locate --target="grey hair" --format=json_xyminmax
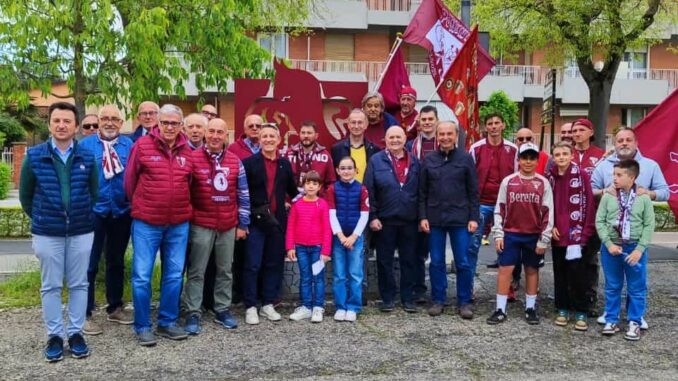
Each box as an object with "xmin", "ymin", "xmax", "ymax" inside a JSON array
[
  {"xmin": 184, "ymin": 113, "xmax": 208, "ymax": 126},
  {"xmin": 361, "ymin": 91, "xmax": 385, "ymax": 109},
  {"xmin": 437, "ymin": 120, "xmax": 459, "ymax": 133},
  {"xmin": 159, "ymin": 104, "xmax": 184, "ymax": 120},
  {"xmin": 348, "ymin": 108, "xmax": 368, "ymax": 121}
]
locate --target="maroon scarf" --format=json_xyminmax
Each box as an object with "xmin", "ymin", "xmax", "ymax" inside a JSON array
[{"xmin": 547, "ymin": 162, "xmax": 587, "ymax": 244}]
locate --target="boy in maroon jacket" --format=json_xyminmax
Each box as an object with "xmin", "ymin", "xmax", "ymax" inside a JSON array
[{"xmin": 487, "ymin": 143, "xmax": 554, "ymax": 325}]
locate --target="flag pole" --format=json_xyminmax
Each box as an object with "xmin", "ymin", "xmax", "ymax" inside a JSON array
[{"xmin": 372, "ymin": 34, "xmax": 405, "ymax": 92}]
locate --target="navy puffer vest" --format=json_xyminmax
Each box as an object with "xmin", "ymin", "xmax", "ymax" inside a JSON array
[
  {"xmin": 28, "ymin": 142, "xmax": 95, "ymax": 236},
  {"xmin": 334, "ymin": 180, "xmax": 362, "ymax": 236}
]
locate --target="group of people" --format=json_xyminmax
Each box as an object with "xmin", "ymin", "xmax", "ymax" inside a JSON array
[{"xmin": 19, "ymin": 86, "xmax": 669, "ymax": 363}]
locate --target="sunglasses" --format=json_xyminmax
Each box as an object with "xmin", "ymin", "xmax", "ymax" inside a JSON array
[
  {"xmin": 82, "ymin": 123, "xmax": 99, "ymax": 130},
  {"xmin": 516, "ymin": 136, "xmax": 533, "ymax": 142},
  {"xmin": 246, "ymin": 123, "xmax": 262, "ymax": 129},
  {"xmin": 202, "ymin": 111, "xmax": 218, "ymax": 118}
]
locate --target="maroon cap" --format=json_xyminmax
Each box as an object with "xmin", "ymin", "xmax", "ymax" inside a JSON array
[
  {"xmin": 573, "ymin": 118, "xmax": 594, "ymax": 132},
  {"xmin": 399, "ymin": 86, "xmax": 417, "ymax": 99}
]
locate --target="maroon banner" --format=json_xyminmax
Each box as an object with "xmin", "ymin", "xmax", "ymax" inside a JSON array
[
  {"xmin": 377, "ymin": 46, "xmax": 411, "ymax": 114},
  {"xmin": 403, "ymin": 0, "xmax": 494, "ymax": 86},
  {"xmin": 635, "ymin": 88, "xmax": 678, "ymax": 223},
  {"xmin": 437, "ymin": 27, "xmax": 480, "ymax": 149},
  {"xmin": 234, "ymin": 59, "xmax": 368, "ymax": 149}
]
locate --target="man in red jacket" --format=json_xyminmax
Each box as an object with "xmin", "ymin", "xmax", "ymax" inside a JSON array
[
  {"xmin": 468, "ymin": 113, "xmax": 518, "ymax": 274},
  {"xmin": 181, "ymin": 118, "xmax": 250, "ymax": 334},
  {"xmin": 286, "ymin": 120, "xmax": 335, "ymax": 191},
  {"xmin": 228, "ymin": 114, "xmax": 262, "ymax": 160},
  {"xmin": 124, "ymin": 104, "xmax": 193, "ymax": 346}
]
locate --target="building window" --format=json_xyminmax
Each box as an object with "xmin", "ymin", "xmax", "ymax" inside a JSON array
[
  {"xmin": 258, "ymin": 33, "xmax": 288, "ymax": 59},
  {"xmin": 622, "ymin": 50, "xmax": 648, "ymax": 79},
  {"xmin": 621, "ymin": 108, "xmax": 647, "ymax": 127}
]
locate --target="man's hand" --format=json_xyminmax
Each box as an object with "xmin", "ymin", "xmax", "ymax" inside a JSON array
[
  {"xmin": 607, "ymin": 244, "xmax": 623, "ymax": 255},
  {"xmin": 287, "ymin": 249, "xmax": 296, "ymax": 261},
  {"xmin": 625, "ymin": 249, "xmax": 642, "ymax": 265},
  {"xmin": 420, "ymin": 219, "xmax": 430, "ymax": 233},
  {"xmin": 370, "ymin": 219, "xmax": 383, "ymax": 232},
  {"xmin": 552, "ymin": 227, "xmax": 560, "ymax": 241},
  {"xmin": 605, "ymin": 186, "xmax": 617, "ymax": 196},
  {"xmin": 535, "ymin": 246, "xmax": 546, "ymax": 255},
  {"xmin": 468, "ymin": 220, "xmax": 478, "ymax": 234},
  {"xmin": 495, "ymin": 238, "xmax": 504, "ymax": 253},
  {"xmin": 236, "ymin": 228, "xmax": 248, "ymax": 240}
]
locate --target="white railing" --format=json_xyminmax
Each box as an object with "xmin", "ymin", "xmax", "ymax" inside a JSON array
[
  {"xmin": 513, "ymin": 134, "xmax": 615, "ymax": 153},
  {"xmin": 288, "ymin": 59, "xmax": 678, "ymax": 90},
  {"xmin": 1, "ymin": 147, "xmax": 13, "ymax": 176}
]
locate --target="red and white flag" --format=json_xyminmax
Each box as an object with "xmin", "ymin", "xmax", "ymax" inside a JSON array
[
  {"xmin": 403, "ymin": 0, "xmax": 494, "ymax": 86},
  {"xmin": 635, "ymin": 88, "xmax": 678, "ymax": 223},
  {"xmin": 436, "ymin": 26, "xmax": 481, "ymax": 149}
]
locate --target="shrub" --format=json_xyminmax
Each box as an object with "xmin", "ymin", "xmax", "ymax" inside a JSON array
[
  {"xmin": 654, "ymin": 202, "xmax": 677, "ymax": 232},
  {"xmin": 0, "ymin": 162, "xmax": 10, "ymax": 199},
  {"xmin": 0, "ymin": 207, "xmax": 31, "ymax": 237},
  {"xmin": 479, "ymin": 90, "xmax": 519, "ymax": 138}
]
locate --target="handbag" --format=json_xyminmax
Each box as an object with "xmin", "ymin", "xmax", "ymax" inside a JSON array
[{"xmin": 251, "ymin": 203, "xmax": 280, "ymax": 229}]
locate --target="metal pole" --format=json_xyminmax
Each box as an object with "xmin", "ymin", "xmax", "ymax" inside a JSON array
[
  {"xmin": 461, "ymin": 0, "xmax": 471, "ymax": 27},
  {"xmin": 372, "ymin": 35, "xmax": 404, "ymax": 92}
]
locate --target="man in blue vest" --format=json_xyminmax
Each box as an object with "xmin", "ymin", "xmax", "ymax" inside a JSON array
[
  {"xmin": 19, "ymin": 102, "xmax": 99, "ymax": 362},
  {"xmin": 79, "ymin": 105, "xmax": 134, "ymax": 335}
]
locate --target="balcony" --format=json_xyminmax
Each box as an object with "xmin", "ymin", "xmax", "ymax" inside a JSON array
[
  {"xmin": 288, "ymin": 59, "xmax": 677, "ymax": 104},
  {"xmin": 364, "ymin": 0, "xmax": 412, "ymax": 11}
]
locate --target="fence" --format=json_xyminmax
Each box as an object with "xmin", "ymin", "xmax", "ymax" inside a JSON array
[{"xmin": 1, "ymin": 147, "xmax": 13, "ymax": 177}]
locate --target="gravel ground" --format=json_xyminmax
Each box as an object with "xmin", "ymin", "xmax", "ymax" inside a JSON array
[{"xmin": 1, "ymin": 262, "xmax": 677, "ymax": 380}]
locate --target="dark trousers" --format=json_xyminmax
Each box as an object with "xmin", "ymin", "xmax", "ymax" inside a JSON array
[
  {"xmin": 375, "ymin": 223, "xmax": 418, "ymax": 304},
  {"xmin": 584, "ymin": 234, "xmax": 601, "ymax": 310},
  {"xmin": 413, "ymin": 231, "xmax": 429, "ymax": 297},
  {"xmin": 243, "ymin": 225, "xmax": 285, "ymax": 308},
  {"xmin": 87, "ymin": 213, "xmax": 132, "ymax": 316},
  {"xmin": 231, "ymin": 239, "xmax": 246, "ymax": 304},
  {"xmin": 552, "ymin": 246, "xmax": 589, "ymax": 312}
]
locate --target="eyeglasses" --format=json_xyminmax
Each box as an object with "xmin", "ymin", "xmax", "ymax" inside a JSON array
[
  {"xmin": 516, "ymin": 136, "xmax": 533, "ymax": 142},
  {"xmin": 138, "ymin": 111, "xmax": 158, "ymax": 117},
  {"xmin": 159, "ymin": 120, "xmax": 182, "ymax": 128},
  {"xmin": 100, "ymin": 117, "xmax": 122, "ymax": 123},
  {"xmin": 82, "ymin": 123, "xmax": 99, "ymax": 130},
  {"xmin": 202, "ymin": 111, "xmax": 218, "ymax": 118}
]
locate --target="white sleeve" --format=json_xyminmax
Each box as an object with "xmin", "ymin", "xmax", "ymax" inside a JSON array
[
  {"xmin": 352, "ymin": 211, "xmax": 369, "ymax": 236},
  {"xmin": 329, "ymin": 209, "xmax": 342, "ymax": 235}
]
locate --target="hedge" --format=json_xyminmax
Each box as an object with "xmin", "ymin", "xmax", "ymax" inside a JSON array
[
  {"xmin": 0, "ymin": 207, "xmax": 31, "ymax": 237},
  {"xmin": 0, "ymin": 162, "xmax": 10, "ymax": 200}
]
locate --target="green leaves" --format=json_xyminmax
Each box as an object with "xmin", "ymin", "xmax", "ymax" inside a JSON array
[
  {"xmin": 479, "ymin": 91, "xmax": 519, "ymax": 138},
  {"xmin": 0, "ymin": 0, "xmax": 312, "ymax": 113}
]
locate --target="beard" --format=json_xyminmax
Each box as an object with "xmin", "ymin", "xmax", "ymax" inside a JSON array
[{"xmin": 617, "ymin": 147, "xmax": 635, "ymax": 158}]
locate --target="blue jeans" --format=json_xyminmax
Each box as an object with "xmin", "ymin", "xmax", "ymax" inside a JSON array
[
  {"xmin": 468, "ymin": 204, "xmax": 495, "ymax": 274},
  {"xmin": 332, "ymin": 236, "xmax": 364, "ymax": 312},
  {"xmin": 429, "ymin": 226, "xmax": 473, "ymax": 306},
  {"xmin": 87, "ymin": 213, "xmax": 132, "ymax": 316},
  {"xmin": 296, "ymin": 245, "xmax": 325, "ymax": 308},
  {"xmin": 131, "ymin": 219, "xmax": 189, "ymax": 333},
  {"xmin": 601, "ymin": 243, "xmax": 648, "ymax": 325},
  {"xmin": 33, "ymin": 233, "xmax": 94, "ymax": 338}
]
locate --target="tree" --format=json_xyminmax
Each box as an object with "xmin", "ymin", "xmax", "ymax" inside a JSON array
[
  {"xmin": 479, "ymin": 90, "xmax": 519, "ymax": 138},
  {"xmin": 0, "ymin": 1, "xmax": 313, "ymax": 118},
  {"xmin": 0, "ymin": 112, "xmax": 26, "ymax": 146},
  {"xmin": 474, "ymin": 0, "xmax": 678, "ymax": 148}
]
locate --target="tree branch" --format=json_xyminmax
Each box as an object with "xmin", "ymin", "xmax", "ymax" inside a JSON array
[{"xmin": 624, "ymin": 0, "xmax": 660, "ymax": 41}]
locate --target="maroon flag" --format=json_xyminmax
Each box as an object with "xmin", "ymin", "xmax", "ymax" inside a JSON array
[
  {"xmin": 635, "ymin": 88, "xmax": 678, "ymax": 222},
  {"xmin": 403, "ymin": 0, "xmax": 494, "ymax": 86},
  {"xmin": 437, "ymin": 27, "xmax": 480, "ymax": 149},
  {"xmin": 377, "ymin": 45, "xmax": 411, "ymax": 114}
]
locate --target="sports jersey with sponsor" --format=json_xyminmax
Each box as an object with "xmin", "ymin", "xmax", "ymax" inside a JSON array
[{"xmin": 492, "ymin": 172, "xmax": 554, "ymax": 249}]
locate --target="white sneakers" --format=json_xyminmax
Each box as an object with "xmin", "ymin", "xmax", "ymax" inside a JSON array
[
  {"xmin": 290, "ymin": 306, "xmax": 312, "ymax": 321},
  {"xmin": 345, "ymin": 311, "xmax": 357, "ymax": 322},
  {"xmin": 334, "ymin": 309, "xmax": 346, "ymax": 321},
  {"xmin": 289, "ymin": 306, "xmax": 324, "ymax": 322},
  {"xmin": 598, "ymin": 314, "xmax": 649, "ymax": 330},
  {"xmin": 245, "ymin": 307, "xmax": 259, "ymax": 325},
  {"xmin": 625, "ymin": 321, "xmax": 641, "ymax": 341},
  {"xmin": 311, "ymin": 307, "xmax": 324, "ymax": 323},
  {"xmin": 260, "ymin": 304, "xmax": 282, "ymax": 321}
]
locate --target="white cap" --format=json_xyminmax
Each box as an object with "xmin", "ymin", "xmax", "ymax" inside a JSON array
[{"xmin": 518, "ymin": 142, "xmax": 539, "ymax": 156}]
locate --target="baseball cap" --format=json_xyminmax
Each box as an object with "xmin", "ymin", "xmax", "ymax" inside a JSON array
[
  {"xmin": 519, "ymin": 142, "xmax": 539, "ymax": 156},
  {"xmin": 399, "ymin": 86, "xmax": 417, "ymax": 99},
  {"xmin": 573, "ymin": 118, "xmax": 594, "ymax": 131}
]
